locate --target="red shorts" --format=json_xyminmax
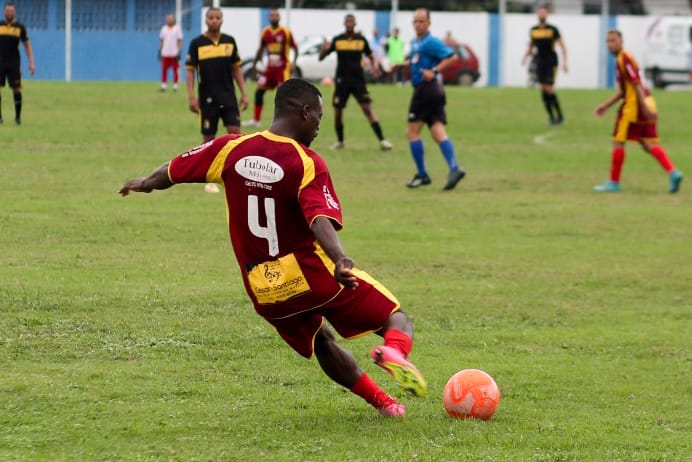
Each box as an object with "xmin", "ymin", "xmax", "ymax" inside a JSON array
[
  {"xmin": 613, "ymin": 97, "xmax": 658, "ymax": 143},
  {"xmin": 258, "ymin": 66, "xmax": 290, "ymax": 90},
  {"xmin": 263, "ymin": 269, "xmax": 400, "ymax": 358}
]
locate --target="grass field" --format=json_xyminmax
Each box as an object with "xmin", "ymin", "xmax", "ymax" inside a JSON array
[{"xmin": 1, "ymin": 81, "xmax": 690, "ymax": 461}]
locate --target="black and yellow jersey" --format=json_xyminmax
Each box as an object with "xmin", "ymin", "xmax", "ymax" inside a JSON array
[
  {"xmin": 324, "ymin": 32, "xmax": 372, "ymax": 80},
  {"xmin": 185, "ymin": 33, "xmax": 241, "ymax": 100},
  {"xmin": 529, "ymin": 24, "xmax": 561, "ymax": 62},
  {"xmin": 0, "ymin": 20, "xmax": 28, "ymax": 66}
]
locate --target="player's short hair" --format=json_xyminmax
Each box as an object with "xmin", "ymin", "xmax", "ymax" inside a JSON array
[
  {"xmin": 344, "ymin": 13, "xmax": 355, "ymax": 21},
  {"xmin": 607, "ymin": 29, "xmax": 622, "ymax": 38},
  {"xmin": 4, "ymin": 2, "xmax": 16, "ymax": 7},
  {"xmin": 206, "ymin": 7, "xmax": 222, "ymax": 18},
  {"xmin": 274, "ymin": 79, "xmax": 322, "ymax": 116},
  {"xmin": 414, "ymin": 8, "xmax": 430, "ymax": 20}
]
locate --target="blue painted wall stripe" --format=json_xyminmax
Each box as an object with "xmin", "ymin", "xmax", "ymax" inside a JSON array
[
  {"xmin": 606, "ymin": 15, "xmax": 617, "ymax": 88},
  {"xmin": 375, "ymin": 10, "xmax": 390, "ymax": 39},
  {"xmin": 488, "ymin": 13, "xmax": 500, "ymax": 86}
]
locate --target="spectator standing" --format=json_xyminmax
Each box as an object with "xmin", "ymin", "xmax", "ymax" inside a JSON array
[{"xmin": 159, "ymin": 14, "xmax": 183, "ymax": 92}]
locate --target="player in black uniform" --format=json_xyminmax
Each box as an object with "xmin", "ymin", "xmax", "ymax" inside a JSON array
[
  {"xmin": 0, "ymin": 2, "xmax": 35, "ymax": 125},
  {"xmin": 185, "ymin": 7, "xmax": 248, "ymax": 142},
  {"xmin": 319, "ymin": 14, "xmax": 392, "ymax": 151},
  {"xmin": 521, "ymin": 5, "xmax": 567, "ymax": 125}
]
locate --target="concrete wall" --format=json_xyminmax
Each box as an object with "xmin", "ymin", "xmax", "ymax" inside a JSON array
[{"xmin": 21, "ymin": 4, "xmax": 687, "ymax": 88}]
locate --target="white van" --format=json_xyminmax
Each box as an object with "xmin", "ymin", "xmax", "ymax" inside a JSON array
[{"xmin": 643, "ymin": 17, "xmax": 692, "ymax": 88}]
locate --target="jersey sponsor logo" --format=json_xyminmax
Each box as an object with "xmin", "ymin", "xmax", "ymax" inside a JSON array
[
  {"xmin": 235, "ymin": 156, "xmax": 285, "ymax": 183},
  {"xmin": 335, "ymin": 39, "xmax": 366, "ymax": 52},
  {"xmin": 0, "ymin": 25, "xmax": 21, "ymax": 37},
  {"xmin": 198, "ymin": 43, "xmax": 235, "ymax": 61},
  {"xmin": 531, "ymin": 29, "xmax": 554, "ymax": 40},
  {"xmin": 322, "ymin": 185, "xmax": 339, "ymax": 210}
]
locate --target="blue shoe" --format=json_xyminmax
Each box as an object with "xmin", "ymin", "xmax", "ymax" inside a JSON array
[
  {"xmin": 669, "ymin": 170, "xmax": 683, "ymax": 194},
  {"xmin": 593, "ymin": 181, "xmax": 620, "ymax": 192}
]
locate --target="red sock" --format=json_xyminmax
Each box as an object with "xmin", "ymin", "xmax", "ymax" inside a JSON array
[
  {"xmin": 254, "ymin": 104, "xmax": 263, "ymax": 122},
  {"xmin": 350, "ymin": 373, "xmax": 394, "ymax": 408},
  {"xmin": 610, "ymin": 147, "xmax": 625, "ymax": 182},
  {"xmin": 384, "ymin": 329, "xmax": 413, "ymax": 358},
  {"xmin": 649, "ymin": 145, "xmax": 675, "ymax": 173}
]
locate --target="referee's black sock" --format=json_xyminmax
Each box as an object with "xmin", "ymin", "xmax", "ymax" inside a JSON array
[
  {"xmin": 541, "ymin": 91, "xmax": 554, "ymax": 120},
  {"xmin": 551, "ymin": 93, "xmax": 563, "ymax": 120},
  {"xmin": 370, "ymin": 121, "xmax": 384, "ymax": 141},
  {"xmin": 14, "ymin": 91, "xmax": 22, "ymax": 121},
  {"xmin": 0, "ymin": 93, "xmax": 3, "ymax": 120},
  {"xmin": 336, "ymin": 123, "xmax": 344, "ymax": 143}
]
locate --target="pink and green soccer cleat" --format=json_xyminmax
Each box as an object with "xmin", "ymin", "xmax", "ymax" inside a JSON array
[
  {"xmin": 377, "ymin": 400, "xmax": 406, "ymax": 417},
  {"xmin": 370, "ymin": 345, "xmax": 428, "ymax": 397}
]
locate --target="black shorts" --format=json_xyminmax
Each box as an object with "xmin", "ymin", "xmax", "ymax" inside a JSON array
[
  {"xmin": 535, "ymin": 57, "xmax": 557, "ymax": 85},
  {"xmin": 0, "ymin": 64, "xmax": 21, "ymax": 88},
  {"xmin": 332, "ymin": 77, "xmax": 371, "ymax": 109},
  {"xmin": 199, "ymin": 94, "xmax": 240, "ymax": 136},
  {"xmin": 407, "ymin": 80, "xmax": 447, "ymax": 126}
]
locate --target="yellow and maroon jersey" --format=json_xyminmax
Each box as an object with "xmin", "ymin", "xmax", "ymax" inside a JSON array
[
  {"xmin": 616, "ymin": 49, "xmax": 651, "ymax": 110},
  {"xmin": 260, "ymin": 25, "xmax": 296, "ymax": 69},
  {"xmin": 168, "ymin": 131, "xmax": 345, "ymax": 318}
]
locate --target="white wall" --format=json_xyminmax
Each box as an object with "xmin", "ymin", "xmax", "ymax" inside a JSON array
[{"xmin": 212, "ymin": 7, "xmax": 678, "ymax": 89}]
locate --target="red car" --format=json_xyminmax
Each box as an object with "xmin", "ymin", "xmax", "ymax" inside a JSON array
[
  {"xmin": 441, "ymin": 43, "xmax": 481, "ymax": 85},
  {"xmin": 398, "ymin": 43, "xmax": 481, "ymax": 86}
]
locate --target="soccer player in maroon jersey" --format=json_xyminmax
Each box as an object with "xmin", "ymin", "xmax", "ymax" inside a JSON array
[
  {"xmin": 119, "ymin": 79, "xmax": 427, "ymax": 417},
  {"xmin": 243, "ymin": 8, "xmax": 298, "ymax": 128},
  {"xmin": 593, "ymin": 30, "xmax": 683, "ymax": 194}
]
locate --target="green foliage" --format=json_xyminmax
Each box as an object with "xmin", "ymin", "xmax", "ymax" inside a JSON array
[{"xmin": 0, "ymin": 81, "xmax": 690, "ymax": 461}]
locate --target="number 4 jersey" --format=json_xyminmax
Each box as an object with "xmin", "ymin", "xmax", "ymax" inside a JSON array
[{"xmin": 167, "ymin": 131, "xmax": 345, "ymax": 319}]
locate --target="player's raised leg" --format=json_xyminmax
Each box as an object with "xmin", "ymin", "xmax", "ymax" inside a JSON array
[{"xmin": 370, "ymin": 311, "xmax": 428, "ymax": 397}]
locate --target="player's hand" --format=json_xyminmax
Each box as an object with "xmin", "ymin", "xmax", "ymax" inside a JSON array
[
  {"xmin": 29, "ymin": 63, "xmax": 35, "ymax": 75},
  {"xmin": 334, "ymin": 257, "xmax": 358, "ymax": 289},
  {"xmin": 562, "ymin": 63, "xmax": 568, "ymax": 73},
  {"xmin": 188, "ymin": 96, "xmax": 200, "ymax": 114},
  {"xmin": 119, "ymin": 177, "xmax": 151, "ymax": 196},
  {"xmin": 593, "ymin": 104, "xmax": 607, "ymax": 117},
  {"xmin": 239, "ymin": 93, "xmax": 249, "ymax": 111},
  {"xmin": 422, "ymin": 68, "xmax": 436, "ymax": 82}
]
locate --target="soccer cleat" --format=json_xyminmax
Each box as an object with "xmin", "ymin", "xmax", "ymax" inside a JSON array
[
  {"xmin": 443, "ymin": 169, "xmax": 466, "ymax": 190},
  {"xmin": 204, "ymin": 183, "xmax": 220, "ymax": 193},
  {"xmin": 0, "ymin": 118, "xmax": 3, "ymax": 124},
  {"xmin": 330, "ymin": 141, "xmax": 345, "ymax": 151},
  {"xmin": 593, "ymin": 181, "xmax": 621, "ymax": 192},
  {"xmin": 14, "ymin": 118, "xmax": 21, "ymax": 126},
  {"xmin": 669, "ymin": 170, "xmax": 683, "ymax": 194},
  {"xmin": 377, "ymin": 400, "xmax": 406, "ymax": 417},
  {"xmin": 380, "ymin": 139, "xmax": 393, "ymax": 151},
  {"xmin": 241, "ymin": 119, "xmax": 261, "ymax": 128},
  {"xmin": 371, "ymin": 345, "xmax": 428, "ymax": 397},
  {"xmin": 406, "ymin": 173, "xmax": 431, "ymax": 189}
]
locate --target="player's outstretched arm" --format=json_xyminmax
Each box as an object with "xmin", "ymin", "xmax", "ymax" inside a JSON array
[
  {"xmin": 310, "ymin": 216, "xmax": 358, "ymax": 289},
  {"xmin": 594, "ymin": 89, "xmax": 623, "ymax": 116},
  {"xmin": 119, "ymin": 162, "xmax": 173, "ymax": 196}
]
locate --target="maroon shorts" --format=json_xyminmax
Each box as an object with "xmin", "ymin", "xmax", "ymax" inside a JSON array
[
  {"xmin": 258, "ymin": 66, "xmax": 290, "ymax": 90},
  {"xmin": 613, "ymin": 98, "xmax": 658, "ymax": 142},
  {"xmin": 263, "ymin": 269, "xmax": 400, "ymax": 358}
]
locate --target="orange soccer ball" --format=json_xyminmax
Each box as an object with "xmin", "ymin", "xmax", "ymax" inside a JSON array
[{"xmin": 443, "ymin": 369, "xmax": 500, "ymax": 420}]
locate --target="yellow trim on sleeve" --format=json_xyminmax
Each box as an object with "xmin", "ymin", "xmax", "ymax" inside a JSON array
[
  {"xmin": 205, "ymin": 133, "xmax": 261, "ymax": 183},
  {"xmin": 260, "ymin": 131, "xmax": 315, "ymax": 191}
]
